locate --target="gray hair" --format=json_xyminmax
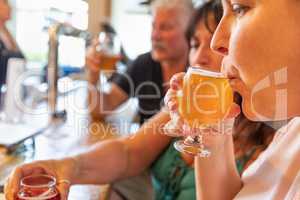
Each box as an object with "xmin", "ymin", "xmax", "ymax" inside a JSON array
[{"xmin": 151, "ymin": 0, "xmax": 194, "ymax": 29}]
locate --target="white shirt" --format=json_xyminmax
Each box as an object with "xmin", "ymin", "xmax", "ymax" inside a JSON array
[{"xmin": 235, "ymin": 117, "xmax": 300, "ymax": 200}]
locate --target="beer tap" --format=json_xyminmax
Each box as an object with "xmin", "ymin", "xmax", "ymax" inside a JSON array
[{"xmin": 47, "ymin": 23, "xmax": 90, "ymax": 123}]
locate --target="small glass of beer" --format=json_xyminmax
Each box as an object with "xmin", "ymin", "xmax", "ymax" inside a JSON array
[
  {"xmin": 17, "ymin": 174, "xmax": 60, "ymax": 200},
  {"xmin": 167, "ymin": 67, "xmax": 233, "ymax": 157},
  {"xmin": 96, "ymin": 31, "xmax": 122, "ymax": 71}
]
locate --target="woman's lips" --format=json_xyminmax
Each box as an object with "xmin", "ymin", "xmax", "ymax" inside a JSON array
[{"xmin": 228, "ymin": 77, "xmax": 242, "ymax": 92}]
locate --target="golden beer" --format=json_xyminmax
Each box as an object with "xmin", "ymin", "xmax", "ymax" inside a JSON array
[
  {"xmin": 100, "ymin": 53, "xmax": 121, "ymax": 71},
  {"xmin": 179, "ymin": 67, "xmax": 233, "ymax": 127}
]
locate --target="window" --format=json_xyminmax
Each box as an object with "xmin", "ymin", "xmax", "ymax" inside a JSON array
[{"xmin": 15, "ymin": 0, "xmax": 88, "ymax": 69}]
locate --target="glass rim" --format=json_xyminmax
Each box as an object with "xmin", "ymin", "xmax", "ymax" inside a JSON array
[
  {"xmin": 188, "ymin": 66, "xmax": 226, "ymax": 78},
  {"xmin": 20, "ymin": 174, "xmax": 56, "ymax": 189}
]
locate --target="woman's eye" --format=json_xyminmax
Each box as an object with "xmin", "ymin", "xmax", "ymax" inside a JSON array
[
  {"xmin": 190, "ymin": 40, "xmax": 199, "ymax": 49},
  {"xmin": 190, "ymin": 43, "xmax": 199, "ymax": 49},
  {"xmin": 231, "ymin": 4, "xmax": 249, "ymax": 17}
]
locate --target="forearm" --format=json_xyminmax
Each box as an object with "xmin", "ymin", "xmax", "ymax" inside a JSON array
[
  {"xmin": 195, "ymin": 135, "xmax": 242, "ymax": 200},
  {"xmin": 87, "ymin": 69, "xmax": 109, "ymax": 120},
  {"xmin": 70, "ymin": 139, "xmax": 129, "ymax": 185},
  {"xmin": 88, "ymin": 86, "xmax": 106, "ymax": 120},
  {"xmin": 66, "ymin": 111, "xmax": 171, "ymax": 185}
]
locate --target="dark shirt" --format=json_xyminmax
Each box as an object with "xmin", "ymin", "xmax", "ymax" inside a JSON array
[
  {"xmin": 110, "ymin": 52, "xmax": 164, "ymax": 124},
  {"xmin": 0, "ymin": 40, "xmax": 24, "ymax": 86},
  {"xmin": 0, "ymin": 40, "xmax": 24, "ymax": 104}
]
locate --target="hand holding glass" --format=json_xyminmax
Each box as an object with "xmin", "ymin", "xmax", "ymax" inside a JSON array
[
  {"xmin": 165, "ymin": 67, "xmax": 233, "ymax": 157},
  {"xmin": 17, "ymin": 175, "xmax": 60, "ymax": 200},
  {"xmin": 96, "ymin": 31, "xmax": 122, "ymax": 71}
]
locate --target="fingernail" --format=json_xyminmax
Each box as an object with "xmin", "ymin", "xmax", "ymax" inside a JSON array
[
  {"xmin": 170, "ymin": 102, "xmax": 178, "ymax": 111},
  {"xmin": 171, "ymin": 83, "xmax": 179, "ymax": 90}
]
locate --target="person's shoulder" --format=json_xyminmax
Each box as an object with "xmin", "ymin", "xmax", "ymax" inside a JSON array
[
  {"xmin": 285, "ymin": 117, "xmax": 300, "ymax": 134},
  {"xmin": 288, "ymin": 117, "xmax": 300, "ymax": 125},
  {"xmin": 129, "ymin": 52, "xmax": 160, "ymax": 73},
  {"xmin": 135, "ymin": 52, "xmax": 153, "ymax": 61},
  {"xmin": 272, "ymin": 117, "xmax": 300, "ymax": 142},
  {"xmin": 284, "ymin": 117, "xmax": 300, "ymax": 132},
  {"xmin": 133, "ymin": 52, "xmax": 160, "ymax": 66}
]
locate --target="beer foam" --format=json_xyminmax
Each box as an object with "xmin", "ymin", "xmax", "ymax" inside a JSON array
[{"xmin": 189, "ymin": 67, "xmax": 226, "ymax": 78}]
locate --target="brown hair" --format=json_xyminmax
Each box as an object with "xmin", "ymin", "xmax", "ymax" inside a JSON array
[{"xmin": 186, "ymin": 0, "xmax": 223, "ymax": 41}]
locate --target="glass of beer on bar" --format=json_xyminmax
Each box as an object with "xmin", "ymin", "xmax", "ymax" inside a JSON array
[
  {"xmin": 17, "ymin": 175, "xmax": 60, "ymax": 200},
  {"xmin": 170, "ymin": 67, "xmax": 233, "ymax": 157}
]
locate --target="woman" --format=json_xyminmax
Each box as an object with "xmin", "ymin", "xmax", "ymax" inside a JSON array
[
  {"xmin": 166, "ymin": 0, "xmax": 300, "ymax": 199},
  {"xmin": 4, "ymin": 1, "xmax": 272, "ymax": 200},
  {"xmin": 0, "ymin": 0, "xmax": 24, "ymax": 90}
]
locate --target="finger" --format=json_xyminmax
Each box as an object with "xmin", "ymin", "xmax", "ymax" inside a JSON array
[
  {"xmin": 88, "ymin": 56, "xmax": 102, "ymax": 65},
  {"xmin": 182, "ymin": 123, "xmax": 206, "ymax": 136},
  {"xmin": 91, "ymin": 38, "xmax": 100, "ymax": 47},
  {"xmin": 4, "ymin": 166, "xmax": 26, "ymax": 200},
  {"xmin": 116, "ymin": 54, "xmax": 123, "ymax": 60},
  {"xmin": 86, "ymin": 50, "xmax": 102, "ymax": 63},
  {"xmin": 85, "ymin": 58, "xmax": 101, "ymax": 72},
  {"xmin": 164, "ymin": 89, "xmax": 178, "ymax": 108},
  {"xmin": 225, "ymin": 103, "xmax": 241, "ymax": 119},
  {"xmin": 163, "ymin": 117, "xmax": 184, "ymax": 137},
  {"xmin": 164, "ymin": 89, "xmax": 176, "ymax": 102},
  {"xmin": 4, "ymin": 177, "xmax": 14, "ymax": 200},
  {"xmin": 170, "ymin": 73, "xmax": 185, "ymax": 90},
  {"xmin": 57, "ymin": 182, "xmax": 71, "ymax": 200},
  {"xmin": 167, "ymin": 101, "xmax": 178, "ymax": 112}
]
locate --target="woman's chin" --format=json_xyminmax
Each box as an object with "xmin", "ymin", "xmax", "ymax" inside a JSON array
[
  {"xmin": 242, "ymin": 100, "xmax": 272, "ymax": 122},
  {"xmin": 242, "ymin": 100, "xmax": 290, "ymax": 122}
]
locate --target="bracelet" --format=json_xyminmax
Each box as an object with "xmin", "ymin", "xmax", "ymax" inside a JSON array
[{"xmin": 57, "ymin": 179, "xmax": 71, "ymax": 186}]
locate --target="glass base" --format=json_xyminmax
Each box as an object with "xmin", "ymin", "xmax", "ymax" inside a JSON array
[{"xmin": 174, "ymin": 140, "xmax": 211, "ymax": 157}]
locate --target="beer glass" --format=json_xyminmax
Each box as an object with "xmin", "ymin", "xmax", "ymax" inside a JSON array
[
  {"xmin": 166, "ymin": 67, "xmax": 233, "ymax": 157},
  {"xmin": 17, "ymin": 175, "xmax": 60, "ymax": 200},
  {"xmin": 96, "ymin": 31, "xmax": 122, "ymax": 71}
]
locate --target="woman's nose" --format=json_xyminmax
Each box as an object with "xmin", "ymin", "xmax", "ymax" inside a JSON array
[{"xmin": 211, "ymin": 17, "xmax": 230, "ymax": 56}]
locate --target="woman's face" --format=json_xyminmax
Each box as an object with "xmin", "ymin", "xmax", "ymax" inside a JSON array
[
  {"xmin": 211, "ymin": 0, "xmax": 300, "ymax": 121},
  {"xmin": 0, "ymin": 0, "xmax": 11, "ymax": 23},
  {"xmin": 189, "ymin": 15, "xmax": 223, "ymax": 72}
]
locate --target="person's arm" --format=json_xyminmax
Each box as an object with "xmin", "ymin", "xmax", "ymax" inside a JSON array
[
  {"xmin": 5, "ymin": 110, "xmax": 171, "ymax": 200},
  {"xmin": 194, "ymin": 134, "xmax": 242, "ymax": 200},
  {"xmin": 71, "ymin": 110, "xmax": 171, "ymax": 184},
  {"xmin": 0, "ymin": 26, "xmax": 19, "ymax": 52}
]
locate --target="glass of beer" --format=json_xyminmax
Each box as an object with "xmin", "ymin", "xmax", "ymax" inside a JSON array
[
  {"xmin": 96, "ymin": 31, "xmax": 122, "ymax": 72},
  {"xmin": 168, "ymin": 67, "xmax": 233, "ymax": 157},
  {"xmin": 17, "ymin": 174, "xmax": 60, "ymax": 200}
]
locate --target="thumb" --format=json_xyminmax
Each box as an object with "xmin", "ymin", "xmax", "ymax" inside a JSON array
[
  {"xmin": 225, "ymin": 103, "xmax": 241, "ymax": 119},
  {"xmin": 57, "ymin": 181, "xmax": 71, "ymax": 200}
]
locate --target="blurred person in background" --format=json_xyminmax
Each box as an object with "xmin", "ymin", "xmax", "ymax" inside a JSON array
[
  {"xmin": 0, "ymin": 0, "xmax": 24, "ymax": 99},
  {"xmin": 86, "ymin": 0, "xmax": 192, "ymax": 124}
]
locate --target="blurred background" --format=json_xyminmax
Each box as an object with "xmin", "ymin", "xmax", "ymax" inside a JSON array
[{"xmin": 9, "ymin": 0, "xmax": 154, "ymax": 70}]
